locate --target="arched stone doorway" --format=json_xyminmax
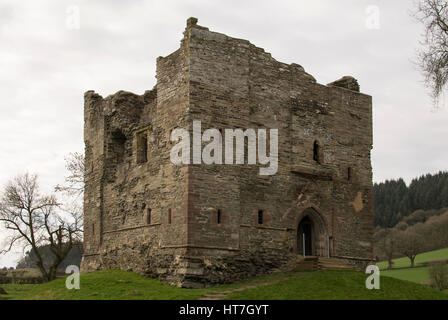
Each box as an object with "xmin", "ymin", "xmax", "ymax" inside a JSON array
[{"xmin": 295, "ymin": 207, "xmax": 328, "ymax": 257}]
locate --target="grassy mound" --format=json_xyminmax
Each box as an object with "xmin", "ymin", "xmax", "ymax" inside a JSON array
[
  {"xmin": 1, "ymin": 270, "xmax": 208, "ymax": 300},
  {"xmin": 222, "ymin": 270, "xmax": 447, "ymax": 300},
  {"xmin": 1, "ymin": 269, "xmax": 446, "ymax": 300}
]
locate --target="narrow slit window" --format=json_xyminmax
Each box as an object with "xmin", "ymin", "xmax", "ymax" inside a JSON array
[
  {"xmin": 217, "ymin": 209, "xmax": 222, "ymax": 224},
  {"xmin": 168, "ymin": 129, "xmax": 173, "ymax": 145},
  {"xmin": 146, "ymin": 208, "xmax": 152, "ymax": 225},
  {"xmin": 168, "ymin": 209, "xmax": 172, "ymax": 224},
  {"xmin": 258, "ymin": 210, "xmax": 263, "ymax": 224},
  {"xmin": 347, "ymin": 167, "xmax": 352, "ymax": 181},
  {"xmin": 92, "ymin": 223, "xmax": 95, "ymax": 235},
  {"xmin": 313, "ymin": 140, "xmax": 320, "ymax": 163}
]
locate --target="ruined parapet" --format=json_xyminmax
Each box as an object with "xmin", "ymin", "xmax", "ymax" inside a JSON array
[{"xmin": 327, "ymin": 76, "xmax": 360, "ymax": 92}]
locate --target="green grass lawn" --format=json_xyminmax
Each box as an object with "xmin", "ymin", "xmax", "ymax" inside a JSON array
[
  {"xmin": 223, "ymin": 270, "xmax": 448, "ymax": 300},
  {"xmin": 380, "ymin": 267, "xmax": 430, "ymax": 285},
  {"xmin": 377, "ymin": 247, "xmax": 448, "ymax": 270},
  {"xmin": 1, "ymin": 269, "xmax": 446, "ymax": 300},
  {"xmin": 375, "ymin": 247, "xmax": 448, "ymax": 286},
  {"xmin": 1, "ymin": 270, "xmax": 208, "ymax": 300}
]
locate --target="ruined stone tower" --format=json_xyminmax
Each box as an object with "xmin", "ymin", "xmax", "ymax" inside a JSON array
[{"xmin": 81, "ymin": 18, "xmax": 374, "ymax": 287}]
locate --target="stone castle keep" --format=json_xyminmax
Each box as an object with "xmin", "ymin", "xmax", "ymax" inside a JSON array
[{"xmin": 81, "ymin": 18, "xmax": 374, "ymax": 287}]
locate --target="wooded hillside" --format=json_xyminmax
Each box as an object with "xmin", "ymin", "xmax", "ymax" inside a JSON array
[{"xmin": 374, "ymin": 171, "xmax": 448, "ymax": 228}]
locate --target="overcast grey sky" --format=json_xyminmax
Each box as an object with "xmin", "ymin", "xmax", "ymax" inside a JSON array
[{"xmin": 0, "ymin": 0, "xmax": 447, "ymax": 266}]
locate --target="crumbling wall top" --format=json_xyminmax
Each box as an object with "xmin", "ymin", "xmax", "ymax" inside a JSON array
[{"xmin": 327, "ymin": 76, "xmax": 360, "ymax": 92}]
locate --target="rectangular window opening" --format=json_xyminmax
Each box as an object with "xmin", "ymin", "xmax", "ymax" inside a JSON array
[
  {"xmin": 258, "ymin": 210, "xmax": 263, "ymax": 224},
  {"xmin": 111, "ymin": 130, "xmax": 126, "ymax": 164},
  {"xmin": 217, "ymin": 209, "xmax": 222, "ymax": 224},
  {"xmin": 136, "ymin": 131, "xmax": 148, "ymax": 164}
]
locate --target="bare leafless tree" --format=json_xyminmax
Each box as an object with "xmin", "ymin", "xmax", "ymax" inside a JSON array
[
  {"xmin": 414, "ymin": 0, "xmax": 448, "ymax": 104},
  {"xmin": 426, "ymin": 211, "xmax": 448, "ymax": 249},
  {"xmin": 396, "ymin": 230, "xmax": 424, "ymax": 268},
  {"xmin": 429, "ymin": 262, "xmax": 448, "ymax": 290},
  {"xmin": 54, "ymin": 152, "xmax": 85, "ymax": 199},
  {"xmin": 377, "ymin": 231, "xmax": 397, "ymax": 270},
  {"xmin": 0, "ymin": 173, "xmax": 82, "ymax": 281}
]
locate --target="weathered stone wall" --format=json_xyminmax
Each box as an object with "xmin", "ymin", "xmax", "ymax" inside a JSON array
[
  {"xmin": 81, "ymin": 17, "xmax": 374, "ymax": 287},
  {"xmin": 81, "ymin": 33, "xmax": 193, "ymax": 281},
  {"xmin": 180, "ymin": 19, "xmax": 373, "ymax": 284}
]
